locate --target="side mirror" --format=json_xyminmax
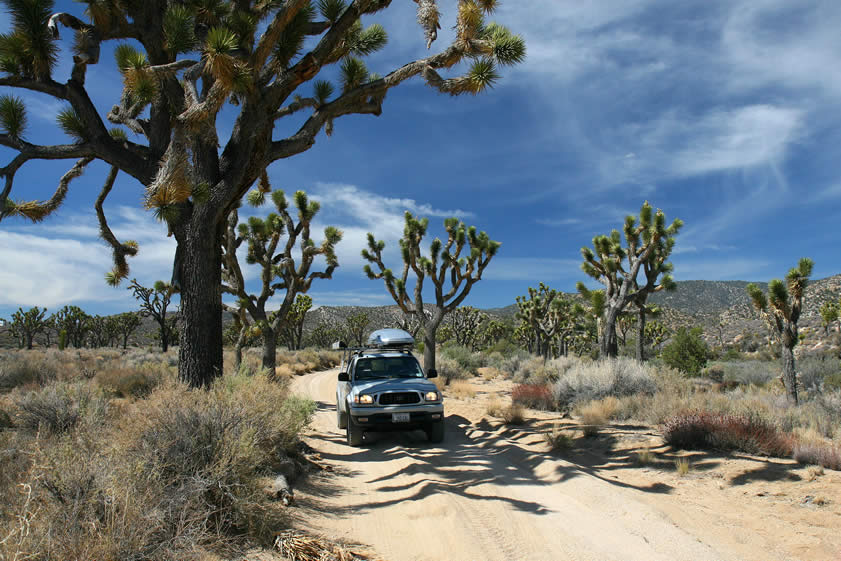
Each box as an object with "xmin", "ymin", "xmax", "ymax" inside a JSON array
[
  {"xmin": 426, "ymin": 368, "xmax": 437, "ymax": 379},
  {"xmin": 338, "ymin": 371, "xmax": 349, "ymax": 382}
]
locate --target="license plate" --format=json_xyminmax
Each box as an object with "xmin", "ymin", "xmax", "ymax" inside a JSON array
[{"xmin": 392, "ymin": 412, "xmax": 410, "ymax": 423}]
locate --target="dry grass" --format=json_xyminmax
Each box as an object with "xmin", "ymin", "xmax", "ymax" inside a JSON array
[
  {"xmin": 805, "ymin": 465, "xmax": 825, "ymax": 481},
  {"xmin": 274, "ymin": 530, "xmax": 358, "ymax": 561},
  {"xmin": 544, "ymin": 423, "xmax": 575, "ymax": 452},
  {"xmin": 485, "ymin": 398, "xmax": 525, "ymax": 425},
  {"xmin": 0, "ymin": 349, "xmax": 317, "ymax": 560},
  {"xmin": 478, "ymin": 366, "xmax": 502, "ymax": 381},
  {"xmin": 675, "ymin": 458, "xmax": 691, "ymax": 476},
  {"xmin": 636, "ymin": 446, "xmax": 655, "ymax": 465},
  {"xmin": 577, "ymin": 400, "xmax": 611, "ymax": 438},
  {"xmin": 448, "ymin": 380, "xmax": 476, "ymax": 399}
]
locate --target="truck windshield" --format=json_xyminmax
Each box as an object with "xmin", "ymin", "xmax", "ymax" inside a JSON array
[{"xmin": 354, "ymin": 356, "xmax": 424, "ymax": 380}]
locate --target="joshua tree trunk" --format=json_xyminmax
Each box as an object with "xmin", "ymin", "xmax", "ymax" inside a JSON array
[
  {"xmin": 175, "ymin": 220, "xmax": 224, "ymax": 387},
  {"xmin": 636, "ymin": 305, "xmax": 646, "ymax": 362},
  {"xmin": 601, "ymin": 308, "xmax": 619, "ymax": 358},
  {"xmin": 781, "ymin": 329, "xmax": 799, "ymax": 406},
  {"xmin": 422, "ymin": 313, "xmax": 444, "ymax": 372},
  {"xmin": 261, "ymin": 327, "xmax": 278, "ymax": 373}
]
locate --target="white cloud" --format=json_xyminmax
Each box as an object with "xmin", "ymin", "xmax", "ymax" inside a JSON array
[
  {"xmin": 536, "ymin": 217, "xmax": 582, "ymax": 227},
  {"xmin": 307, "ymin": 289, "xmax": 395, "ymax": 308},
  {"xmin": 0, "ymin": 207, "xmax": 176, "ymax": 311},
  {"xmin": 672, "ymin": 258, "xmax": 772, "ymax": 282}
]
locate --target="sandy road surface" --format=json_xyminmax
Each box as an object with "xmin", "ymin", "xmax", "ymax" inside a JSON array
[{"xmin": 290, "ymin": 368, "xmax": 772, "ymax": 561}]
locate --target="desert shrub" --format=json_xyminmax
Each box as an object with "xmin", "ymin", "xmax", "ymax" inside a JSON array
[
  {"xmin": 798, "ymin": 356, "xmax": 841, "ymax": 396},
  {"xmin": 511, "ymin": 384, "xmax": 553, "ymax": 410},
  {"xmin": 502, "ymin": 403, "xmax": 525, "ymax": 425},
  {"xmin": 702, "ymin": 364, "xmax": 725, "ymax": 383},
  {"xmin": 793, "ymin": 442, "xmax": 841, "ymax": 471},
  {"xmin": 440, "ymin": 345, "xmax": 484, "ymax": 373},
  {"xmin": 713, "ymin": 360, "xmax": 778, "ymax": 386},
  {"xmin": 15, "ymin": 382, "xmax": 108, "ymax": 434},
  {"xmin": 485, "ymin": 399, "xmax": 525, "ymax": 425},
  {"xmin": 513, "ymin": 355, "xmax": 576, "ymax": 385},
  {"xmin": 436, "ymin": 356, "xmax": 469, "ymax": 383},
  {"xmin": 661, "ymin": 327, "xmax": 709, "ymax": 376},
  {"xmin": 0, "ymin": 407, "xmax": 13, "ymax": 429},
  {"xmin": 577, "ymin": 400, "xmax": 615, "ymax": 437},
  {"xmin": 492, "ymin": 348, "xmax": 533, "ymax": 376},
  {"xmin": 544, "ymin": 424, "xmax": 574, "ymax": 451},
  {"xmin": 95, "ymin": 366, "xmax": 165, "ymax": 398},
  {"xmin": 123, "ymin": 374, "xmax": 315, "ymax": 544},
  {"xmin": 0, "ymin": 352, "xmax": 58, "ymax": 391},
  {"xmin": 662, "ymin": 411, "xmax": 793, "ymax": 457},
  {"xmin": 552, "ymin": 357, "xmax": 658, "ymax": 409},
  {"xmin": 825, "ymin": 371, "xmax": 841, "ymax": 392}
]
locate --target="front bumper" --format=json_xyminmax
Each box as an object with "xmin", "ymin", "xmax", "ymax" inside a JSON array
[{"xmin": 349, "ymin": 404, "xmax": 444, "ymax": 430}]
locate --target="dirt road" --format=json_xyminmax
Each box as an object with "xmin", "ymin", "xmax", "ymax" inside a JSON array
[{"xmin": 290, "ymin": 369, "xmax": 837, "ymax": 561}]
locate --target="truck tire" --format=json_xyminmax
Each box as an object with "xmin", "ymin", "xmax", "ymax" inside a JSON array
[
  {"xmin": 426, "ymin": 419, "xmax": 444, "ymax": 443},
  {"xmin": 346, "ymin": 418, "xmax": 363, "ymax": 447}
]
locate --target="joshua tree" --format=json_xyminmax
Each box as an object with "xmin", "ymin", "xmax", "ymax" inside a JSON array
[
  {"xmin": 746, "ymin": 258, "xmax": 814, "ymax": 405},
  {"xmin": 819, "ymin": 301, "xmax": 839, "ymax": 335},
  {"xmin": 86, "ymin": 314, "xmax": 116, "ymax": 347},
  {"xmin": 343, "ymin": 310, "xmax": 370, "ymax": 347},
  {"xmin": 280, "ymin": 294, "xmax": 312, "ymax": 350},
  {"xmin": 305, "ymin": 319, "xmax": 342, "ymax": 348},
  {"xmin": 446, "ymin": 305, "xmax": 487, "ymax": 350},
  {"xmin": 129, "ymin": 279, "xmax": 175, "ymax": 352},
  {"xmin": 516, "ymin": 284, "xmax": 578, "ymax": 358},
  {"xmin": 579, "ymin": 201, "xmax": 682, "ymax": 357},
  {"xmin": 633, "ymin": 302, "xmax": 661, "ymax": 362},
  {"xmin": 363, "ymin": 211, "xmax": 499, "ymax": 371},
  {"xmin": 9, "ymin": 306, "xmax": 48, "ymax": 349},
  {"xmin": 221, "ymin": 189, "xmax": 340, "ymax": 371},
  {"xmin": 0, "ymin": 0, "xmax": 524, "ymax": 387},
  {"xmin": 112, "ymin": 311, "xmax": 141, "ymax": 349},
  {"xmin": 479, "ymin": 318, "xmax": 509, "ymax": 350},
  {"xmin": 53, "ymin": 305, "xmax": 90, "ymax": 348},
  {"xmin": 396, "ymin": 309, "xmax": 428, "ymax": 339}
]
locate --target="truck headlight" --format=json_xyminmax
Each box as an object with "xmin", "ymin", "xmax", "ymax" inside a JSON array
[
  {"xmin": 354, "ymin": 394, "xmax": 374, "ymax": 405},
  {"xmin": 425, "ymin": 391, "xmax": 441, "ymax": 402}
]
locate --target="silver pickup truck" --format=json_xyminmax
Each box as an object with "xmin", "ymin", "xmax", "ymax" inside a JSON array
[{"xmin": 335, "ymin": 328, "xmax": 444, "ymax": 446}]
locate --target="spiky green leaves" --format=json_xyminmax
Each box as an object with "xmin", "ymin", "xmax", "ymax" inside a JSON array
[
  {"xmin": 163, "ymin": 4, "xmax": 197, "ymax": 55},
  {"xmin": 114, "ymin": 44, "xmax": 157, "ymax": 104},
  {"xmin": 56, "ymin": 107, "xmax": 87, "ymax": 142},
  {"xmin": 204, "ymin": 26, "xmax": 239, "ymax": 85},
  {"xmin": 0, "ymin": 95, "xmax": 27, "ymax": 139},
  {"xmin": 340, "ymin": 56, "xmax": 368, "ymax": 93},
  {"xmin": 0, "ymin": 0, "xmax": 58, "ymax": 78},
  {"xmin": 272, "ymin": 3, "xmax": 315, "ymax": 70},
  {"xmin": 109, "ymin": 127, "xmax": 127, "ymax": 141},
  {"xmin": 347, "ymin": 23, "xmax": 387, "ymax": 57},
  {"xmin": 247, "ymin": 188, "xmax": 265, "ymax": 207},
  {"xmin": 318, "ymin": 0, "xmax": 347, "ymax": 23},
  {"xmin": 314, "ymin": 80, "xmax": 334, "ymax": 105}
]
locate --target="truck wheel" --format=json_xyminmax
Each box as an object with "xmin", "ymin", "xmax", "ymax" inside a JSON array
[
  {"xmin": 426, "ymin": 419, "xmax": 444, "ymax": 443},
  {"xmin": 346, "ymin": 418, "xmax": 363, "ymax": 447},
  {"xmin": 337, "ymin": 407, "xmax": 348, "ymax": 429}
]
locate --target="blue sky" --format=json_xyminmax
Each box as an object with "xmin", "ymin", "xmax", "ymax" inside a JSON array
[{"xmin": 2, "ymin": 0, "xmax": 840, "ymax": 318}]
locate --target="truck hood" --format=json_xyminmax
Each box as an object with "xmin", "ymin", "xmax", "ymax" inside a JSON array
[{"xmin": 352, "ymin": 377, "xmax": 438, "ymax": 396}]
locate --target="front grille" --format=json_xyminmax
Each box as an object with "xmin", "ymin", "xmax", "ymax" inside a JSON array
[{"xmin": 378, "ymin": 392, "xmax": 420, "ymax": 405}]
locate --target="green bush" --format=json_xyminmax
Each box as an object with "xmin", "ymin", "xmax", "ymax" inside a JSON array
[
  {"xmin": 95, "ymin": 367, "xmax": 163, "ymax": 398},
  {"xmin": 436, "ymin": 356, "xmax": 470, "ymax": 383},
  {"xmin": 661, "ymin": 327, "xmax": 709, "ymax": 376}
]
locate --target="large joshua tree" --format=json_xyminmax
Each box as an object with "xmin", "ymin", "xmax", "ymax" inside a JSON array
[
  {"xmin": 579, "ymin": 201, "xmax": 682, "ymax": 358},
  {"xmin": 9, "ymin": 306, "xmax": 48, "ymax": 349},
  {"xmin": 0, "ymin": 0, "xmax": 525, "ymax": 387},
  {"xmin": 221, "ymin": 188, "xmax": 340, "ymax": 372},
  {"xmin": 516, "ymin": 283, "xmax": 580, "ymax": 359},
  {"xmin": 362, "ymin": 211, "xmax": 499, "ymax": 371},
  {"xmin": 746, "ymin": 258, "xmax": 814, "ymax": 406}
]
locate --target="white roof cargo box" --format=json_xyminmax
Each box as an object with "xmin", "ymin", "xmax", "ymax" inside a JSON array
[{"xmin": 367, "ymin": 328, "xmax": 414, "ymax": 348}]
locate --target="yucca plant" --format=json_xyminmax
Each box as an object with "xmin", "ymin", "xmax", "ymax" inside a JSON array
[
  {"xmin": 579, "ymin": 201, "xmax": 682, "ymax": 358},
  {"xmin": 0, "ymin": 0, "xmax": 524, "ymax": 387},
  {"xmin": 221, "ymin": 183, "xmax": 341, "ymax": 373},
  {"xmin": 362, "ymin": 212, "xmax": 500, "ymax": 371},
  {"xmin": 746, "ymin": 258, "xmax": 814, "ymax": 405}
]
